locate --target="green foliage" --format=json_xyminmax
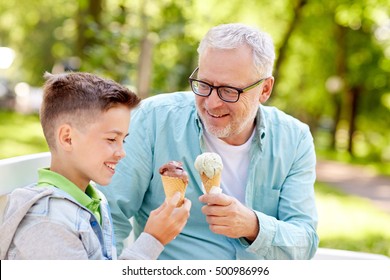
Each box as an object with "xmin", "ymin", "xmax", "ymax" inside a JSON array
[
  {"xmin": 0, "ymin": 0, "xmax": 389, "ymax": 173},
  {"xmin": 0, "ymin": 1, "xmax": 78, "ymax": 85}
]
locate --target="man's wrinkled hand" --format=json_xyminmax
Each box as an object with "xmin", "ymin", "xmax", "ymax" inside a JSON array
[{"xmin": 199, "ymin": 193, "xmax": 258, "ymax": 241}]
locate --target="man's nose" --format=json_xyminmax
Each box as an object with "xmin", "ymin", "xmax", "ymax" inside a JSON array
[{"xmin": 206, "ymin": 88, "xmax": 224, "ymax": 107}]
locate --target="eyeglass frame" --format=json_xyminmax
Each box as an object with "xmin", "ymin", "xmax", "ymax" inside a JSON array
[{"xmin": 188, "ymin": 67, "xmax": 267, "ymax": 103}]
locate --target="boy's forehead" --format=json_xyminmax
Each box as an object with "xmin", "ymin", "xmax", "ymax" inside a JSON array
[
  {"xmin": 89, "ymin": 106, "xmax": 130, "ymax": 129},
  {"xmin": 55, "ymin": 106, "xmax": 130, "ymax": 130}
]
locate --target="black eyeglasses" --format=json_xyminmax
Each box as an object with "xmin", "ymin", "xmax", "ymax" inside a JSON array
[{"xmin": 188, "ymin": 67, "xmax": 266, "ymax": 103}]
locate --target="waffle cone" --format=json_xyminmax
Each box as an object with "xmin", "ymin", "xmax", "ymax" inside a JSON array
[
  {"xmin": 161, "ymin": 175, "xmax": 188, "ymax": 207},
  {"xmin": 200, "ymin": 172, "xmax": 221, "ymax": 193}
]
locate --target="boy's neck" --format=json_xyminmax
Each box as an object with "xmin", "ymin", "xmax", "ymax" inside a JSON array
[{"xmin": 50, "ymin": 156, "xmax": 89, "ymax": 192}]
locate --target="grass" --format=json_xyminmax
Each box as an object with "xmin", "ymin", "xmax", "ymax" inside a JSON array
[
  {"xmin": 0, "ymin": 110, "xmax": 48, "ymax": 159},
  {"xmin": 1, "ymin": 110, "xmax": 390, "ymax": 256},
  {"xmin": 316, "ymin": 182, "xmax": 390, "ymax": 257}
]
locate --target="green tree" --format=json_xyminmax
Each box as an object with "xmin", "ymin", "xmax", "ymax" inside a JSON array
[
  {"xmin": 1, "ymin": 0, "xmax": 389, "ymax": 169},
  {"xmin": 0, "ymin": 0, "xmax": 77, "ymax": 85}
]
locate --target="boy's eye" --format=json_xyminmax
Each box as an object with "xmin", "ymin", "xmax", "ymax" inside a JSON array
[{"xmin": 108, "ymin": 138, "xmax": 116, "ymax": 142}]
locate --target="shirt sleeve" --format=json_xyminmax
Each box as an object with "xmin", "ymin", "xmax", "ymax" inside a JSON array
[
  {"xmin": 11, "ymin": 221, "xmax": 90, "ymax": 259},
  {"xmin": 244, "ymin": 125, "xmax": 319, "ymax": 259},
  {"xmin": 118, "ymin": 232, "xmax": 164, "ymax": 260}
]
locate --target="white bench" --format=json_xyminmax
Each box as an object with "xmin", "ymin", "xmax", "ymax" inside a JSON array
[
  {"xmin": 0, "ymin": 152, "xmax": 388, "ymax": 260},
  {"xmin": 0, "ymin": 152, "xmax": 51, "ymax": 194}
]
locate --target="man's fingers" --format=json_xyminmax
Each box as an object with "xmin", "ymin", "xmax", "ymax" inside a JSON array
[
  {"xmin": 199, "ymin": 193, "xmax": 231, "ymax": 206},
  {"xmin": 202, "ymin": 203, "xmax": 229, "ymax": 217}
]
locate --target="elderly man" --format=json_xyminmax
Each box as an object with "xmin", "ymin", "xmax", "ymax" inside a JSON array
[{"xmin": 99, "ymin": 23, "xmax": 319, "ymax": 259}]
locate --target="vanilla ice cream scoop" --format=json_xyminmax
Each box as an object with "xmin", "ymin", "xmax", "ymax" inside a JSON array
[
  {"xmin": 194, "ymin": 152, "xmax": 223, "ymax": 194},
  {"xmin": 194, "ymin": 152, "xmax": 223, "ymax": 178}
]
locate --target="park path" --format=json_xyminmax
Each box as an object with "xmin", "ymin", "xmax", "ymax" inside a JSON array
[{"xmin": 316, "ymin": 160, "xmax": 390, "ymax": 214}]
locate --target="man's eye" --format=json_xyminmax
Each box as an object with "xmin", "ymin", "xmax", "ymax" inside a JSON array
[
  {"xmin": 198, "ymin": 83, "xmax": 209, "ymax": 90},
  {"xmin": 108, "ymin": 138, "xmax": 116, "ymax": 142},
  {"xmin": 221, "ymin": 87, "xmax": 237, "ymax": 95}
]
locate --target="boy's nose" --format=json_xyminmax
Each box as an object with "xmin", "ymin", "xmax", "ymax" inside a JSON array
[{"xmin": 115, "ymin": 147, "xmax": 126, "ymax": 159}]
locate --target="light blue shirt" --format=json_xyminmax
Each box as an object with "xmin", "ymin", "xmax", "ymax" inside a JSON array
[{"xmin": 98, "ymin": 91, "xmax": 319, "ymax": 259}]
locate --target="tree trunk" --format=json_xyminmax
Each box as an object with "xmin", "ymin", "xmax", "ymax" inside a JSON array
[
  {"xmin": 136, "ymin": 0, "xmax": 154, "ymax": 99},
  {"xmin": 273, "ymin": 0, "xmax": 307, "ymax": 95},
  {"xmin": 330, "ymin": 94, "xmax": 342, "ymax": 150},
  {"xmin": 137, "ymin": 36, "xmax": 154, "ymax": 99},
  {"xmin": 330, "ymin": 24, "xmax": 347, "ymax": 150},
  {"xmin": 347, "ymin": 86, "xmax": 361, "ymax": 155},
  {"xmin": 76, "ymin": 0, "xmax": 104, "ymax": 59}
]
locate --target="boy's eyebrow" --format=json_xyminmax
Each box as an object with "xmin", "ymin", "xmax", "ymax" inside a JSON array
[{"xmin": 106, "ymin": 130, "xmax": 129, "ymax": 137}]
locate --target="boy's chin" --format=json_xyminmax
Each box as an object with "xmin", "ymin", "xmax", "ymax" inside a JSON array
[{"xmin": 93, "ymin": 178, "xmax": 111, "ymax": 187}]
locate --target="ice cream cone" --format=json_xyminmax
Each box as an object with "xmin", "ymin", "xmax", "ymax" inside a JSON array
[
  {"xmin": 161, "ymin": 175, "xmax": 188, "ymax": 207},
  {"xmin": 200, "ymin": 172, "xmax": 221, "ymax": 194}
]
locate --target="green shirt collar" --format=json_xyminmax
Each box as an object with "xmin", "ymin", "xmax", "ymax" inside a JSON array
[{"xmin": 37, "ymin": 168, "xmax": 101, "ymax": 224}]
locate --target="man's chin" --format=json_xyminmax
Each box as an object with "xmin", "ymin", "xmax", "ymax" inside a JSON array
[{"xmin": 205, "ymin": 124, "xmax": 231, "ymax": 139}]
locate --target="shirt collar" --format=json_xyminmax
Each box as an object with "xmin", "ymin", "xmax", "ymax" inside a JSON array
[
  {"xmin": 37, "ymin": 168, "xmax": 101, "ymax": 223},
  {"xmin": 256, "ymin": 105, "xmax": 267, "ymax": 151}
]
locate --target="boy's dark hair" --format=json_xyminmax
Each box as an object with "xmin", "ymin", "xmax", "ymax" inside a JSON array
[{"xmin": 40, "ymin": 72, "xmax": 141, "ymax": 150}]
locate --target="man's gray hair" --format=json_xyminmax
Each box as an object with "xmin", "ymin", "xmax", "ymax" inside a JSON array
[{"xmin": 197, "ymin": 23, "xmax": 275, "ymax": 78}]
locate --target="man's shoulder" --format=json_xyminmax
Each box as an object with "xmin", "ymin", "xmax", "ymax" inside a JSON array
[
  {"xmin": 261, "ymin": 105, "xmax": 309, "ymax": 130},
  {"xmin": 140, "ymin": 91, "xmax": 195, "ymax": 110},
  {"xmin": 133, "ymin": 91, "xmax": 197, "ymax": 123}
]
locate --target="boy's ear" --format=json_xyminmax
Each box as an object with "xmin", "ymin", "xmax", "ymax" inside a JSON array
[
  {"xmin": 259, "ymin": 76, "xmax": 274, "ymax": 103},
  {"xmin": 57, "ymin": 124, "xmax": 73, "ymax": 151}
]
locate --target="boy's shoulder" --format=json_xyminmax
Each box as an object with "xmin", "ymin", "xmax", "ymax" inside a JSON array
[{"xmin": 6, "ymin": 185, "xmax": 90, "ymax": 226}]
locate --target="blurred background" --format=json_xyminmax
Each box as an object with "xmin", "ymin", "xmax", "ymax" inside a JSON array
[{"xmin": 0, "ymin": 0, "xmax": 389, "ymax": 256}]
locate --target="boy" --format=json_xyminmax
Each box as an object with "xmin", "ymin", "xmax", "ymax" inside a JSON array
[{"xmin": 0, "ymin": 72, "xmax": 191, "ymax": 259}]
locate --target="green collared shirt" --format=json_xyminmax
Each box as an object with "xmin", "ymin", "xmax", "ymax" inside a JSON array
[{"xmin": 37, "ymin": 168, "xmax": 102, "ymax": 224}]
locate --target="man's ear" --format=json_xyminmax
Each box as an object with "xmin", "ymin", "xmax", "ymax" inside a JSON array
[
  {"xmin": 57, "ymin": 124, "xmax": 73, "ymax": 151},
  {"xmin": 259, "ymin": 76, "xmax": 274, "ymax": 103}
]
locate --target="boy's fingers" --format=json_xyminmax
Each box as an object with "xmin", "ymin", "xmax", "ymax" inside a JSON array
[
  {"xmin": 170, "ymin": 192, "xmax": 181, "ymax": 206},
  {"xmin": 152, "ymin": 200, "xmax": 167, "ymax": 215},
  {"xmin": 161, "ymin": 192, "xmax": 181, "ymax": 215},
  {"xmin": 181, "ymin": 198, "xmax": 192, "ymax": 211}
]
